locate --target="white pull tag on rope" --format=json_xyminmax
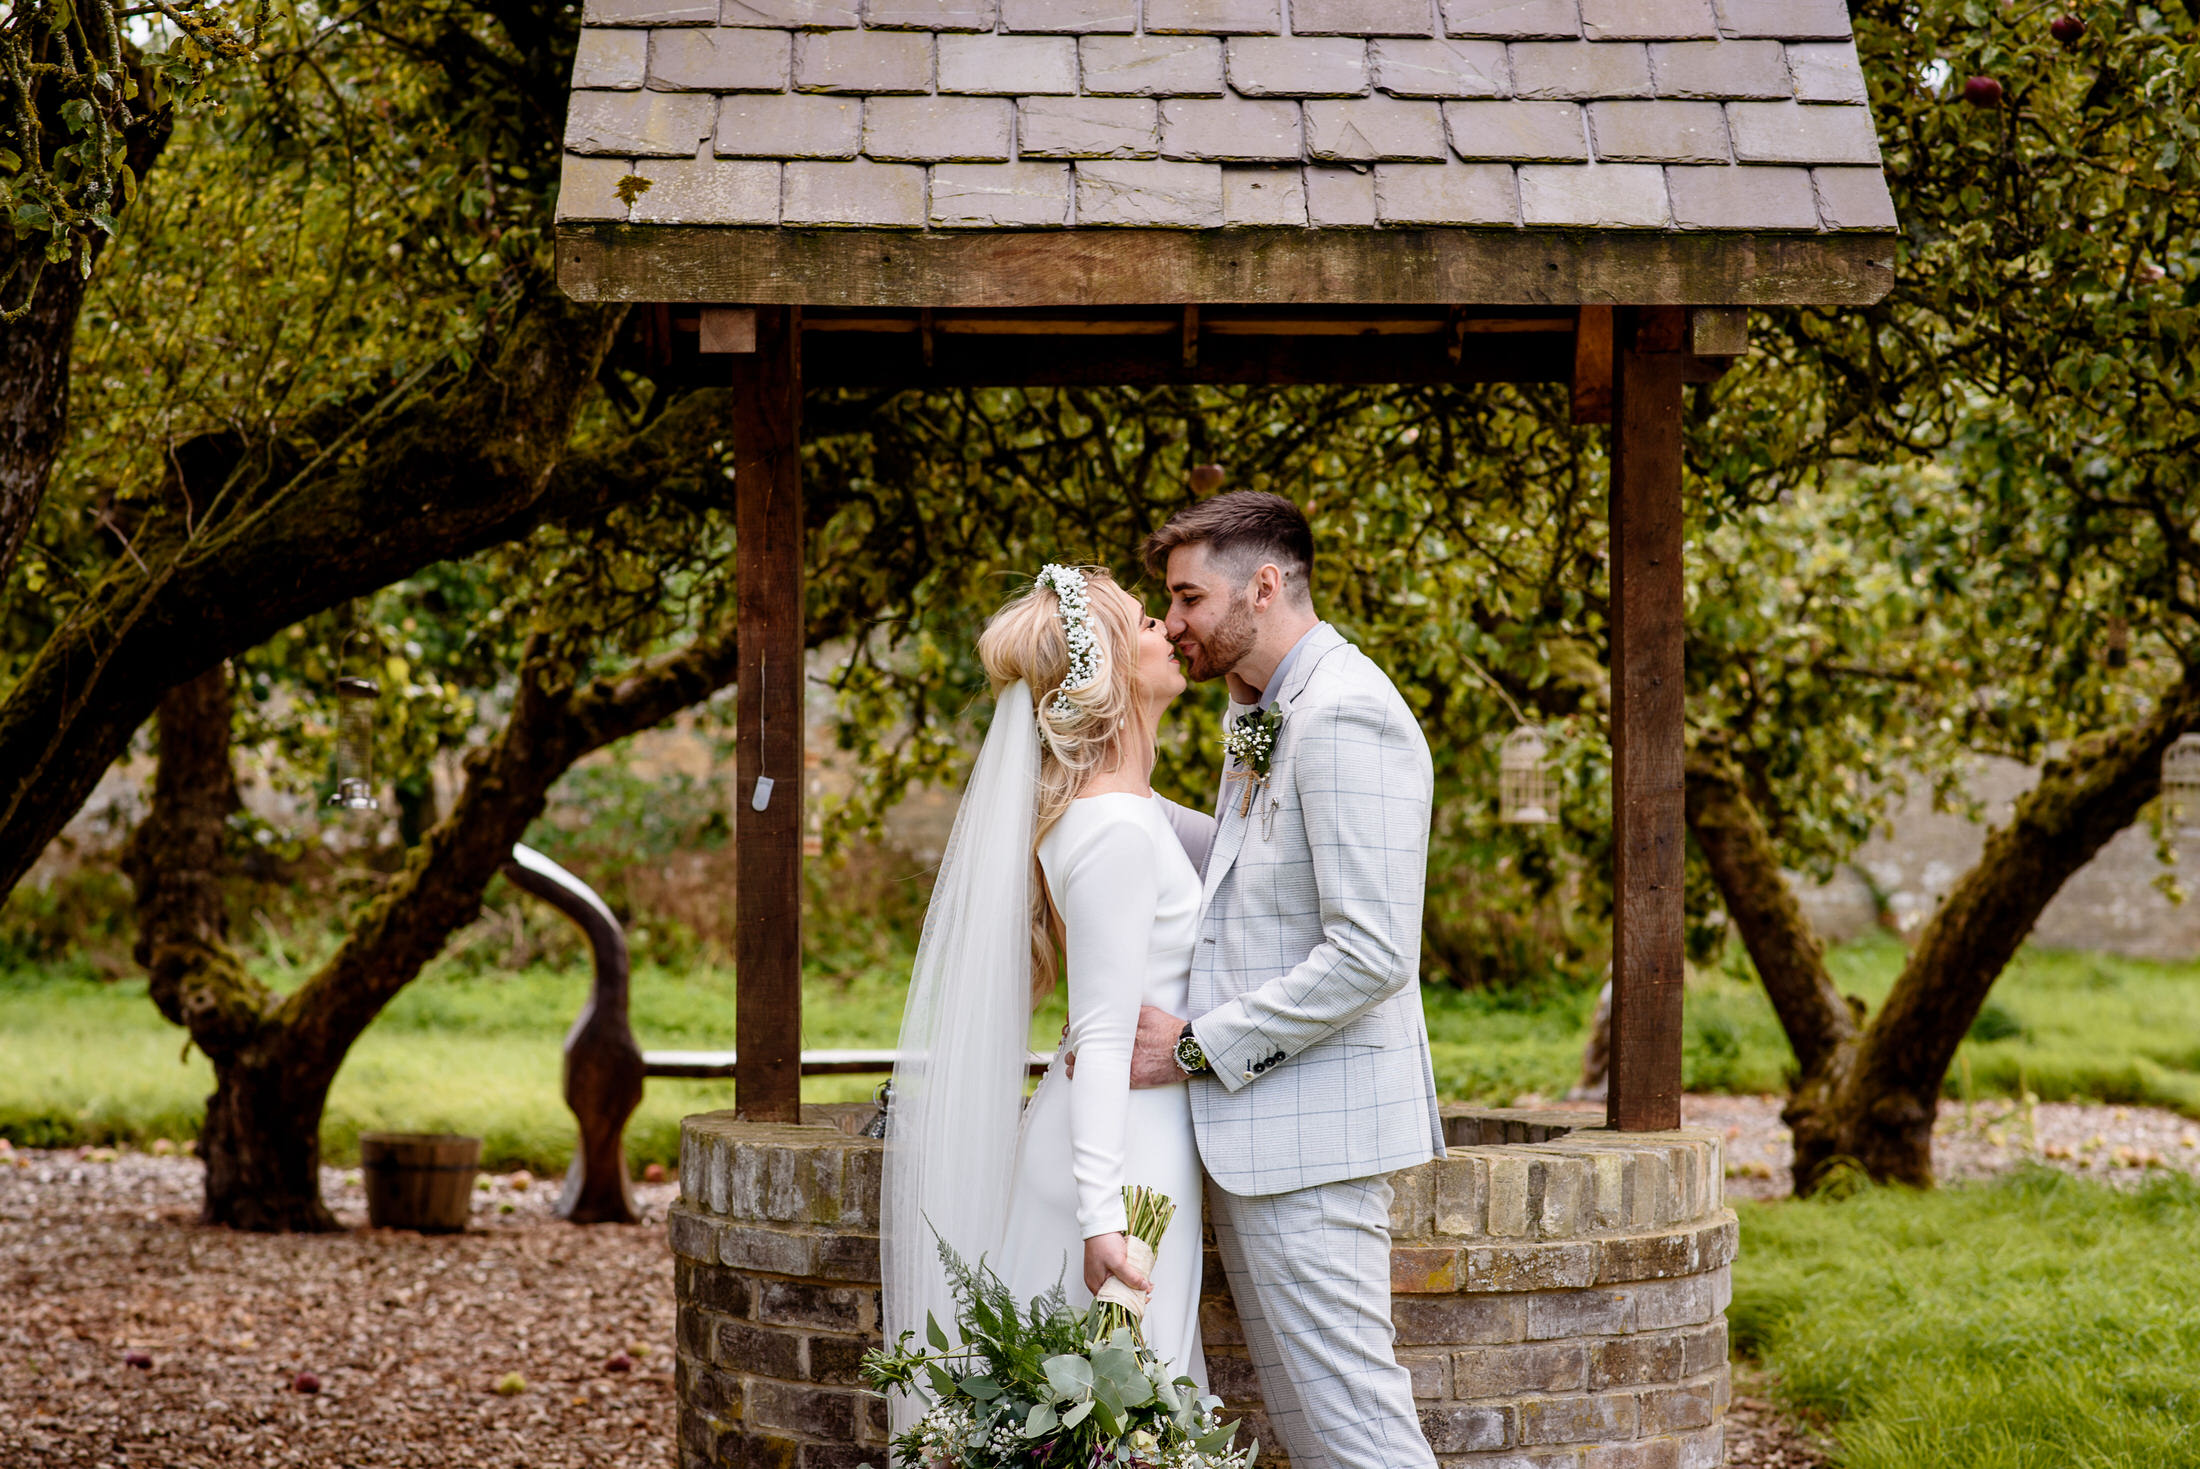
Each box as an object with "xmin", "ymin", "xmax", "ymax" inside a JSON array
[{"xmin": 751, "ymin": 775, "xmax": 775, "ymax": 812}]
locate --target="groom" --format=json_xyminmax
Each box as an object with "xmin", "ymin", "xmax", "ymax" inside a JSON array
[{"xmin": 1128, "ymin": 492, "xmax": 1445, "ymax": 1469}]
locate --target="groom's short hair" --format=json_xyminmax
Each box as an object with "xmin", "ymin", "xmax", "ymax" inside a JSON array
[{"xmin": 1143, "ymin": 492, "xmax": 1315, "ymax": 606}]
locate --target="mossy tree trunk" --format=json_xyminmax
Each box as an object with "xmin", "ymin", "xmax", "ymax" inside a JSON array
[
  {"xmin": 125, "ymin": 616, "xmax": 749, "ymax": 1230},
  {"xmin": 1687, "ymin": 670, "xmax": 2200, "ymax": 1192},
  {"xmin": 0, "ymin": 48, "xmax": 174, "ymax": 587}
]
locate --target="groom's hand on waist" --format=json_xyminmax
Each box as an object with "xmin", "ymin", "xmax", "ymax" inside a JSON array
[
  {"xmin": 1060, "ymin": 1008, "xmax": 1191, "ymax": 1085},
  {"xmin": 1130, "ymin": 1006, "xmax": 1188, "ymax": 1088}
]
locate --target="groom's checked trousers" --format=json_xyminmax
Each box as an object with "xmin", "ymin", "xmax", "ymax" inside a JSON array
[{"xmin": 1209, "ymin": 1176, "xmax": 1437, "ymax": 1469}]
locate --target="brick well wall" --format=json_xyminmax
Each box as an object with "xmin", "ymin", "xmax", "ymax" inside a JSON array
[{"xmin": 670, "ymin": 1103, "xmax": 1733, "ymax": 1469}]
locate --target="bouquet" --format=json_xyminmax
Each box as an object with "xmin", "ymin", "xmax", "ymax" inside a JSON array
[
  {"xmin": 1090, "ymin": 1184, "xmax": 1175, "ymax": 1342},
  {"xmin": 864, "ymin": 1188, "xmax": 1254, "ymax": 1469}
]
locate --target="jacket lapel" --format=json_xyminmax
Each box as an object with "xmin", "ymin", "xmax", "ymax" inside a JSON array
[{"xmin": 1198, "ymin": 623, "xmax": 1347, "ymax": 914}]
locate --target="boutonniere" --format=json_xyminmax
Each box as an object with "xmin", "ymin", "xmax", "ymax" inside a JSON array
[{"xmin": 1223, "ymin": 706, "xmax": 1284, "ymax": 817}]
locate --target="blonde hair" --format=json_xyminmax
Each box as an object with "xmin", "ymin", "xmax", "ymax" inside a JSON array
[{"xmin": 976, "ymin": 567, "xmax": 1145, "ymax": 1003}]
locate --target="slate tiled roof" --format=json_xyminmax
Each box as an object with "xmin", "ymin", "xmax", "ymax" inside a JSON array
[{"xmin": 555, "ymin": 0, "xmax": 1896, "ymax": 234}]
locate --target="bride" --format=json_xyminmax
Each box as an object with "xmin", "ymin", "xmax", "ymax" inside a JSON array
[{"xmin": 882, "ymin": 563, "xmax": 1215, "ymax": 1425}]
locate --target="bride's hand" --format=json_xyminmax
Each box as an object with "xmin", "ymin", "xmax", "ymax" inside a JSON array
[{"xmin": 1083, "ymin": 1231, "xmax": 1151, "ymax": 1298}]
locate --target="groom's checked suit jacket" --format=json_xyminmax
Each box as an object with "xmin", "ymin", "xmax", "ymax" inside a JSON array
[{"xmin": 1186, "ymin": 622, "xmax": 1447, "ymax": 1198}]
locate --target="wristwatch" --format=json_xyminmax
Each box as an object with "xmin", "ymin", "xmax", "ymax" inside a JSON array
[{"xmin": 1174, "ymin": 1023, "xmax": 1210, "ymax": 1077}]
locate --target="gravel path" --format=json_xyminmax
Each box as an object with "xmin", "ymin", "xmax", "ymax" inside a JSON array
[
  {"xmin": 0, "ymin": 1150, "xmax": 681, "ymax": 1469},
  {"xmin": 12, "ymin": 1093, "xmax": 2190, "ymax": 1469},
  {"xmin": 1673, "ymin": 1093, "xmax": 2200, "ymax": 1202}
]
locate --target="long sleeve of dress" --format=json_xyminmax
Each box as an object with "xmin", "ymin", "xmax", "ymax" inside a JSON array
[{"xmin": 1050, "ymin": 815, "xmax": 1158, "ymax": 1240}]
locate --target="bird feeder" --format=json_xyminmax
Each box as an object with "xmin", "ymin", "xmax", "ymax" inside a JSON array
[
  {"xmin": 2163, "ymin": 734, "xmax": 2200, "ymax": 841},
  {"xmin": 329, "ymin": 673, "xmax": 381, "ymax": 811},
  {"xmin": 1500, "ymin": 726, "xmax": 1558, "ymax": 826}
]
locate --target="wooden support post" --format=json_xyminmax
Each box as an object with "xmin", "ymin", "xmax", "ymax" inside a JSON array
[
  {"xmin": 732, "ymin": 306, "xmax": 805, "ymax": 1123},
  {"xmin": 1607, "ymin": 305, "xmax": 1687, "ymax": 1133},
  {"xmin": 1571, "ymin": 305, "xmax": 1614, "ymax": 425}
]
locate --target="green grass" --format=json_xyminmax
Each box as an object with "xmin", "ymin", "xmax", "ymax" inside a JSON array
[
  {"xmin": 1733, "ymin": 1169, "xmax": 2200, "ymax": 1468},
  {"xmin": 0, "ymin": 955, "xmax": 1068, "ymax": 1172},
  {"xmin": 8, "ymin": 930, "xmax": 2200, "ymax": 1171}
]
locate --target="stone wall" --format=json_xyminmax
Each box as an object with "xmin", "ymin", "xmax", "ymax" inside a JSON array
[
  {"xmin": 1794, "ymin": 753, "xmax": 2200, "ymax": 960},
  {"xmin": 670, "ymin": 1104, "xmax": 1733, "ymax": 1469}
]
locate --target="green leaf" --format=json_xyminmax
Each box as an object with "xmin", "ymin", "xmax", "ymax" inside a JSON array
[
  {"xmin": 1021, "ymin": 1403, "xmax": 1057, "ymax": 1438},
  {"xmin": 925, "ymin": 1313, "xmax": 950, "ymax": 1353},
  {"xmin": 1041, "ymin": 1354, "xmax": 1093, "ymax": 1401},
  {"xmin": 1060, "ymin": 1399, "xmax": 1092, "ymax": 1429},
  {"xmin": 959, "ymin": 1374, "xmax": 1001, "ymax": 1401}
]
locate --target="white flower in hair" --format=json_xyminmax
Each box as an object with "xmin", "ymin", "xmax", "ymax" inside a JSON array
[{"xmin": 1035, "ymin": 564, "xmax": 1101, "ymax": 693}]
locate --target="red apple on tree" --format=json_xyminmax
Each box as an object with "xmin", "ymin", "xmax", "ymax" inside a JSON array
[
  {"xmin": 1963, "ymin": 75, "xmax": 2003, "ymax": 107},
  {"xmin": 1188, "ymin": 464, "xmax": 1226, "ymax": 494},
  {"xmin": 2050, "ymin": 14, "xmax": 2085, "ymax": 45}
]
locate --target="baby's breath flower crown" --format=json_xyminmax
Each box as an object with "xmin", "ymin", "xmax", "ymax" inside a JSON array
[{"xmin": 1034, "ymin": 563, "xmax": 1102, "ymax": 702}]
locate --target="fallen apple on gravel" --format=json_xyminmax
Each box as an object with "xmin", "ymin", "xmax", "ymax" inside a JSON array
[
  {"xmin": 292, "ymin": 1372, "xmax": 320, "ymax": 1394},
  {"xmin": 604, "ymin": 1352, "xmax": 634, "ymax": 1374},
  {"xmin": 494, "ymin": 1372, "xmax": 528, "ymax": 1396},
  {"xmin": 641, "ymin": 1163, "xmax": 666, "ymax": 1183},
  {"xmin": 124, "ymin": 1352, "xmax": 152, "ymax": 1370}
]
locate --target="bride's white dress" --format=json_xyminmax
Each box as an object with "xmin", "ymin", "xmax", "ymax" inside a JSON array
[{"xmin": 996, "ymin": 792, "xmax": 1210, "ymax": 1390}]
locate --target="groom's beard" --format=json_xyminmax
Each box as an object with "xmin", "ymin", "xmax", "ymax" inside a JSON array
[{"xmin": 1181, "ymin": 592, "xmax": 1257, "ymax": 683}]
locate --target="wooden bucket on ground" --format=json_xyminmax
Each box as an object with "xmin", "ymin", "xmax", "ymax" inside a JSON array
[{"xmin": 361, "ymin": 1133, "xmax": 480, "ymax": 1232}]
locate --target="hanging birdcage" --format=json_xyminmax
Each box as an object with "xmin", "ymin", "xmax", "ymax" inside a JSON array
[
  {"xmin": 1499, "ymin": 725, "xmax": 1557, "ymax": 825},
  {"xmin": 2163, "ymin": 734, "xmax": 2200, "ymax": 841}
]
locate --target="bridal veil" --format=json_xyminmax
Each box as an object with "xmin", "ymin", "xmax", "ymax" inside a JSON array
[{"xmin": 881, "ymin": 678, "xmax": 1040, "ymax": 1434}]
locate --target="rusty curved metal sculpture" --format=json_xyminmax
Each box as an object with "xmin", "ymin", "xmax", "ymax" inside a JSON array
[{"xmin": 501, "ymin": 844, "xmax": 645, "ymax": 1225}]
